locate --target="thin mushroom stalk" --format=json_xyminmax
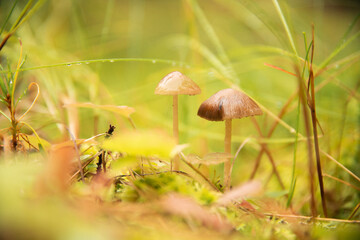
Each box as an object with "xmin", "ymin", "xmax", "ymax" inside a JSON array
[
  {"xmin": 173, "ymin": 95, "xmax": 180, "ymax": 170},
  {"xmin": 197, "ymin": 88, "xmax": 263, "ymax": 191},
  {"xmin": 224, "ymin": 119, "xmax": 232, "ymax": 189},
  {"xmin": 155, "ymin": 71, "xmax": 201, "ymax": 171}
]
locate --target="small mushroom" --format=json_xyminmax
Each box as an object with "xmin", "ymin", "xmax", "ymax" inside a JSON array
[
  {"xmin": 197, "ymin": 88, "xmax": 262, "ymax": 190},
  {"xmin": 155, "ymin": 71, "xmax": 201, "ymax": 170}
]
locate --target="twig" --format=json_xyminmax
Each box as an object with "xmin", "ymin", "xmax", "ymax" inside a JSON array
[
  {"xmin": 264, "ymin": 213, "xmax": 360, "ymax": 224},
  {"xmin": 114, "ymin": 170, "xmax": 191, "ymax": 179},
  {"xmin": 348, "ymin": 202, "xmax": 360, "ymax": 220},
  {"xmin": 180, "ymin": 152, "xmax": 219, "ymax": 191},
  {"xmin": 323, "ymin": 173, "xmax": 360, "ymax": 191},
  {"xmin": 0, "ymin": 33, "xmax": 12, "ymax": 52},
  {"xmin": 69, "ymin": 151, "xmax": 102, "ymax": 182},
  {"xmin": 321, "ymin": 150, "xmax": 360, "ymax": 183},
  {"xmin": 19, "ymin": 133, "xmax": 37, "ymax": 150},
  {"xmin": 264, "ymin": 63, "xmax": 296, "ymax": 76},
  {"xmin": 251, "ymin": 118, "xmax": 285, "ymax": 189},
  {"xmin": 250, "ymin": 90, "xmax": 298, "ymax": 179}
]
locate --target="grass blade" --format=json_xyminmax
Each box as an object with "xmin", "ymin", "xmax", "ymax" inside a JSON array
[
  {"xmin": 287, "ymin": 33, "xmax": 313, "ymax": 208},
  {"xmin": 11, "ymin": 39, "xmax": 23, "ymax": 114},
  {"xmin": 318, "ymin": 31, "xmax": 360, "ymax": 70},
  {"xmin": 10, "ymin": 0, "xmax": 45, "ymax": 33},
  {"xmin": 0, "ymin": 0, "xmax": 19, "ymax": 36},
  {"xmin": 286, "ymin": 96, "xmax": 300, "ymax": 208},
  {"xmin": 272, "ymin": 0, "xmax": 298, "ymax": 57},
  {"xmin": 295, "ymin": 65, "xmax": 317, "ymax": 218},
  {"xmin": 169, "ymin": 35, "xmax": 234, "ymax": 85},
  {"xmin": 308, "ymin": 25, "xmax": 327, "ymax": 217},
  {"xmin": 186, "ymin": 0, "xmax": 240, "ymax": 84},
  {"xmin": 0, "ymin": 109, "xmax": 10, "ymax": 122},
  {"xmin": 9, "ymin": 0, "xmax": 34, "ymax": 32},
  {"xmin": 0, "ymin": 58, "xmax": 190, "ymax": 74},
  {"xmin": 213, "ymin": 0, "xmax": 287, "ymax": 48},
  {"xmin": 318, "ymin": 13, "xmax": 360, "ymax": 70}
]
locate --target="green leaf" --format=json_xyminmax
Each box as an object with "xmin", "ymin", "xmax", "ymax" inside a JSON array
[
  {"xmin": 110, "ymin": 156, "xmax": 139, "ymax": 175},
  {"xmin": 0, "ymin": 0, "xmax": 18, "ymax": 36},
  {"xmin": 102, "ymin": 129, "xmax": 176, "ymax": 159},
  {"xmin": 20, "ymin": 134, "xmax": 50, "ymax": 150},
  {"xmin": 0, "ymin": 65, "xmax": 9, "ymax": 94},
  {"xmin": 15, "ymin": 87, "xmax": 28, "ymax": 107}
]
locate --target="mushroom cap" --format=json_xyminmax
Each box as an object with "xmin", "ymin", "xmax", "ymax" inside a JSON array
[
  {"xmin": 155, "ymin": 71, "xmax": 201, "ymax": 95},
  {"xmin": 197, "ymin": 88, "xmax": 263, "ymax": 121}
]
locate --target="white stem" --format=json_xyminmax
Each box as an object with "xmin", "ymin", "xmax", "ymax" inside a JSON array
[
  {"xmin": 173, "ymin": 95, "xmax": 179, "ymax": 170},
  {"xmin": 224, "ymin": 119, "xmax": 232, "ymax": 190}
]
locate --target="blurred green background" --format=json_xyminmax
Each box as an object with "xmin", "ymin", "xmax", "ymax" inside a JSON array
[
  {"xmin": 0, "ymin": 0, "xmax": 360, "ymax": 239},
  {"xmin": 0, "ymin": 0, "xmax": 359, "ymax": 219}
]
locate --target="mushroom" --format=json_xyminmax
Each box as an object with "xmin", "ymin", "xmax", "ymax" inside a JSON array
[
  {"xmin": 155, "ymin": 71, "xmax": 201, "ymax": 170},
  {"xmin": 197, "ymin": 88, "xmax": 262, "ymax": 190}
]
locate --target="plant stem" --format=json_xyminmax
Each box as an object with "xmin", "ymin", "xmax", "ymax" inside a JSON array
[
  {"xmin": 309, "ymin": 25, "xmax": 327, "ymax": 217},
  {"xmin": 309, "ymin": 77, "xmax": 327, "ymax": 217},
  {"xmin": 264, "ymin": 213, "xmax": 360, "ymax": 224},
  {"xmin": 173, "ymin": 95, "xmax": 179, "ymax": 170},
  {"xmin": 321, "ymin": 150, "xmax": 360, "ymax": 183},
  {"xmin": 296, "ymin": 67, "xmax": 317, "ymax": 218},
  {"xmin": 250, "ymin": 117, "xmax": 285, "ymax": 189},
  {"xmin": 272, "ymin": 0, "xmax": 298, "ymax": 56},
  {"xmin": 348, "ymin": 202, "xmax": 360, "ymax": 220},
  {"xmin": 0, "ymin": 33, "xmax": 12, "ymax": 52},
  {"xmin": 249, "ymin": 91, "xmax": 297, "ymax": 179},
  {"xmin": 180, "ymin": 153, "xmax": 219, "ymax": 191},
  {"xmin": 11, "ymin": 120, "xmax": 18, "ymax": 151},
  {"xmin": 322, "ymin": 173, "xmax": 360, "ymax": 191},
  {"xmin": 287, "ymin": 95, "xmax": 300, "ymax": 208},
  {"xmin": 224, "ymin": 119, "xmax": 232, "ymax": 190}
]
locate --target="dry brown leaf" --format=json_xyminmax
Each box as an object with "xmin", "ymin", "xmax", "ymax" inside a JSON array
[
  {"xmin": 64, "ymin": 102, "xmax": 135, "ymax": 118},
  {"xmin": 185, "ymin": 152, "xmax": 232, "ymax": 165},
  {"xmin": 36, "ymin": 146, "xmax": 76, "ymax": 194},
  {"xmin": 217, "ymin": 181, "xmax": 262, "ymax": 206}
]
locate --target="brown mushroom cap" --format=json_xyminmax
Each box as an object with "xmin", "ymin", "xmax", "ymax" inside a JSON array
[
  {"xmin": 197, "ymin": 88, "xmax": 263, "ymax": 121},
  {"xmin": 155, "ymin": 71, "xmax": 201, "ymax": 95}
]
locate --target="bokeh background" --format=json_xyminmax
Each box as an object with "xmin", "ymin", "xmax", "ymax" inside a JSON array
[{"xmin": 0, "ymin": 0, "xmax": 359, "ymax": 224}]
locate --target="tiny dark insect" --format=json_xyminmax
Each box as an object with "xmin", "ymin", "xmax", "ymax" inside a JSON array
[{"xmin": 106, "ymin": 124, "xmax": 116, "ymax": 136}]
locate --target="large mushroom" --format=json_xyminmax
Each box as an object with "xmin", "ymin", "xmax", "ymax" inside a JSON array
[
  {"xmin": 155, "ymin": 71, "xmax": 201, "ymax": 170},
  {"xmin": 197, "ymin": 88, "xmax": 263, "ymax": 190}
]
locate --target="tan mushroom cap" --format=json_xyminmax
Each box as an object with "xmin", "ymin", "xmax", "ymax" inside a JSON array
[
  {"xmin": 197, "ymin": 88, "xmax": 263, "ymax": 121},
  {"xmin": 155, "ymin": 71, "xmax": 201, "ymax": 95}
]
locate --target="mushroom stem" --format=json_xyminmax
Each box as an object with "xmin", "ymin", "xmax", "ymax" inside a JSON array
[
  {"xmin": 173, "ymin": 95, "xmax": 180, "ymax": 170},
  {"xmin": 224, "ymin": 119, "xmax": 232, "ymax": 190}
]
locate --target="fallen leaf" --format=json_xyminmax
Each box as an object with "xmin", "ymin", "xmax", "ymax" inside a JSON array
[
  {"xmin": 64, "ymin": 102, "xmax": 135, "ymax": 118},
  {"xmin": 184, "ymin": 152, "xmax": 233, "ymax": 165},
  {"xmin": 217, "ymin": 181, "xmax": 262, "ymax": 206}
]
